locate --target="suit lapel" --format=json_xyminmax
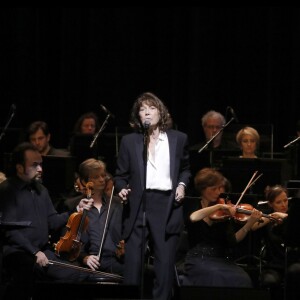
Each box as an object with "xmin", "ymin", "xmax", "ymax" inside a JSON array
[
  {"xmin": 167, "ymin": 130, "xmax": 177, "ymax": 186},
  {"xmin": 135, "ymin": 134, "xmax": 145, "ymax": 190}
]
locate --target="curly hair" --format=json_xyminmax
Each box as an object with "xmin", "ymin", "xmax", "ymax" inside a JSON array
[{"xmin": 129, "ymin": 92, "xmax": 173, "ymax": 132}]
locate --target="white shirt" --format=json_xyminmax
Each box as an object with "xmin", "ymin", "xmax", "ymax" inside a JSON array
[{"xmin": 146, "ymin": 132, "xmax": 172, "ymax": 191}]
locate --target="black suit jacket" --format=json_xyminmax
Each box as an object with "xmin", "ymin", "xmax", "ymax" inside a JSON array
[{"xmin": 114, "ymin": 129, "xmax": 191, "ymax": 239}]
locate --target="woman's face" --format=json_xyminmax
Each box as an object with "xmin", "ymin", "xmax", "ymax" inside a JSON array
[
  {"xmin": 202, "ymin": 185, "xmax": 223, "ymax": 203},
  {"xmin": 269, "ymin": 191, "xmax": 289, "ymax": 213},
  {"xmin": 81, "ymin": 118, "xmax": 96, "ymax": 134},
  {"xmin": 240, "ymin": 134, "xmax": 257, "ymax": 156},
  {"xmin": 139, "ymin": 103, "xmax": 160, "ymax": 128},
  {"xmin": 87, "ymin": 168, "xmax": 107, "ymax": 191}
]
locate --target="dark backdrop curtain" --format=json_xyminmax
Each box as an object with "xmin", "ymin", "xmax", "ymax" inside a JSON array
[{"xmin": 1, "ymin": 7, "xmax": 299, "ymax": 155}]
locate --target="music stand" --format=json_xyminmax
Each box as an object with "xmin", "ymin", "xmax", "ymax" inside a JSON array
[
  {"xmin": 41, "ymin": 155, "xmax": 77, "ymax": 202},
  {"xmin": 69, "ymin": 134, "xmax": 98, "ymax": 167},
  {"xmin": 0, "ymin": 220, "xmax": 31, "ymax": 285},
  {"xmin": 221, "ymin": 157, "xmax": 291, "ymax": 196}
]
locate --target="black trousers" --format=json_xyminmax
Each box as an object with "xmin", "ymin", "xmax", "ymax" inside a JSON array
[{"xmin": 124, "ymin": 190, "xmax": 179, "ymax": 300}]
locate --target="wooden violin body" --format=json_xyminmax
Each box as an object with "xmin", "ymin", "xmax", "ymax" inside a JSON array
[
  {"xmin": 209, "ymin": 172, "xmax": 280, "ymax": 224},
  {"xmin": 209, "ymin": 198, "xmax": 279, "ymax": 224},
  {"xmin": 54, "ymin": 211, "xmax": 89, "ymax": 261},
  {"xmin": 55, "ymin": 182, "xmax": 93, "ymax": 261},
  {"xmin": 209, "ymin": 198, "xmax": 232, "ymax": 221}
]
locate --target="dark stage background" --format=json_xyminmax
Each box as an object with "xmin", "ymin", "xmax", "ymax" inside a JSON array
[{"xmin": 1, "ymin": 7, "xmax": 300, "ymax": 173}]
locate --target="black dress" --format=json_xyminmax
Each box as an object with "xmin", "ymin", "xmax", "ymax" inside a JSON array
[
  {"xmin": 182, "ymin": 200, "xmax": 253, "ymax": 287},
  {"xmin": 259, "ymin": 207, "xmax": 300, "ymax": 300}
]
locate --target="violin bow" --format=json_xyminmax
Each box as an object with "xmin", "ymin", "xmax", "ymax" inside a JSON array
[
  {"xmin": 97, "ymin": 185, "xmax": 115, "ymax": 261},
  {"xmin": 48, "ymin": 259, "xmax": 123, "ymax": 281},
  {"xmin": 235, "ymin": 171, "xmax": 263, "ymax": 207}
]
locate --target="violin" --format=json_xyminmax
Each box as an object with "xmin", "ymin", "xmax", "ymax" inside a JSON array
[
  {"xmin": 209, "ymin": 171, "xmax": 280, "ymax": 224},
  {"xmin": 209, "ymin": 198, "xmax": 279, "ymax": 224},
  {"xmin": 55, "ymin": 182, "xmax": 93, "ymax": 261}
]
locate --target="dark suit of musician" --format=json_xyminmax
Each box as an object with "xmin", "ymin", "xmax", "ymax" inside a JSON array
[{"xmin": 114, "ymin": 92, "xmax": 191, "ymax": 300}]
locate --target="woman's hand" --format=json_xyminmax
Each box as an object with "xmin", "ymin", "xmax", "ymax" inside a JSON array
[
  {"xmin": 118, "ymin": 188, "xmax": 131, "ymax": 203},
  {"xmin": 221, "ymin": 204, "xmax": 236, "ymax": 217},
  {"xmin": 270, "ymin": 211, "xmax": 288, "ymax": 220},
  {"xmin": 248, "ymin": 208, "xmax": 263, "ymax": 224},
  {"xmin": 175, "ymin": 184, "xmax": 185, "ymax": 202}
]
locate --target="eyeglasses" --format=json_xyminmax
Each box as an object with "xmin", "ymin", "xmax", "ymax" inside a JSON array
[{"xmin": 205, "ymin": 125, "xmax": 223, "ymax": 130}]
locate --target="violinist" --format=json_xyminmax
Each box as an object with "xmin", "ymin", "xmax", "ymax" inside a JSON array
[
  {"xmin": 252, "ymin": 185, "xmax": 300, "ymax": 300},
  {"xmin": 0, "ymin": 143, "xmax": 94, "ymax": 300},
  {"xmin": 63, "ymin": 158, "xmax": 124, "ymax": 276},
  {"xmin": 182, "ymin": 167, "xmax": 263, "ymax": 287}
]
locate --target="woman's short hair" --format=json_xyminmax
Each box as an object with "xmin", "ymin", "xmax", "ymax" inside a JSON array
[
  {"xmin": 194, "ymin": 167, "xmax": 225, "ymax": 195},
  {"xmin": 236, "ymin": 126, "xmax": 260, "ymax": 146}
]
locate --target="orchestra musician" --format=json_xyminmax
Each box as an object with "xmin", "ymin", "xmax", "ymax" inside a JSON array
[
  {"xmin": 62, "ymin": 158, "xmax": 124, "ymax": 276},
  {"xmin": 189, "ymin": 110, "xmax": 239, "ymax": 176},
  {"xmin": 68, "ymin": 112, "xmax": 101, "ymax": 170},
  {"xmin": 27, "ymin": 120, "xmax": 70, "ymax": 157},
  {"xmin": 182, "ymin": 167, "xmax": 263, "ymax": 287},
  {"xmin": 236, "ymin": 126, "xmax": 260, "ymax": 158},
  {"xmin": 0, "ymin": 142, "xmax": 94, "ymax": 300},
  {"xmin": 71, "ymin": 112, "xmax": 100, "ymax": 136},
  {"xmin": 252, "ymin": 185, "xmax": 300, "ymax": 300}
]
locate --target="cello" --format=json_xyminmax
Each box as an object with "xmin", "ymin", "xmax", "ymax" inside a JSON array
[{"xmin": 54, "ymin": 182, "xmax": 93, "ymax": 261}]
